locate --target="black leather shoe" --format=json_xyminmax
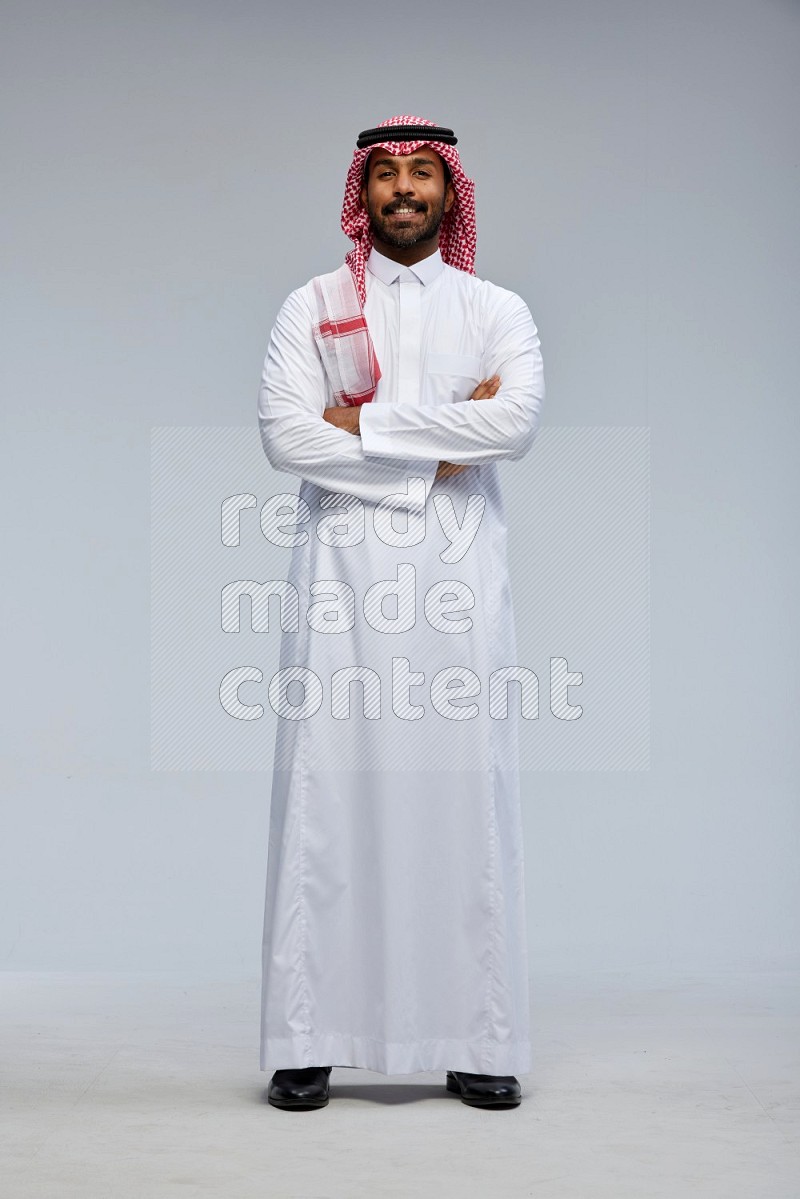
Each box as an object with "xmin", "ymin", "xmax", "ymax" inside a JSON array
[
  {"xmin": 445, "ymin": 1070, "xmax": 521, "ymax": 1108},
  {"xmin": 267, "ymin": 1065, "xmax": 333, "ymax": 1110}
]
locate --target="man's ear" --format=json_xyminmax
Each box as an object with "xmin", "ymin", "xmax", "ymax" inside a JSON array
[
  {"xmin": 360, "ymin": 182, "xmax": 368, "ymax": 209},
  {"xmin": 444, "ymin": 181, "xmax": 455, "ymax": 212}
]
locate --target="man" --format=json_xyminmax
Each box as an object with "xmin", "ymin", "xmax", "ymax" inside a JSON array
[{"xmin": 257, "ymin": 115, "xmax": 545, "ymax": 1110}]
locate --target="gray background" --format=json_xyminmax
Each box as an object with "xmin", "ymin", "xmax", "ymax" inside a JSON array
[{"xmin": 1, "ymin": 0, "xmax": 797, "ymax": 976}]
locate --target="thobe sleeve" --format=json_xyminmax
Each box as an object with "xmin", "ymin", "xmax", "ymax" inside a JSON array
[
  {"xmin": 258, "ymin": 288, "xmax": 439, "ymax": 505},
  {"xmin": 358, "ymin": 291, "xmax": 545, "ymax": 465}
]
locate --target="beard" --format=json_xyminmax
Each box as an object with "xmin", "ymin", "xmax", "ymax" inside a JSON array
[{"xmin": 367, "ymin": 189, "xmax": 448, "ymax": 249}]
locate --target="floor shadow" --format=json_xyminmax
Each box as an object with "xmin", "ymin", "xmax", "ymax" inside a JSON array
[
  {"xmin": 256, "ymin": 1081, "xmax": 447, "ymax": 1106},
  {"xmin": 330, "ymin": 1082, "xmax": 445, "ymax": 1105}
]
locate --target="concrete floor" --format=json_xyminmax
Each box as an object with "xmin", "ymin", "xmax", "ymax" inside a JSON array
[{"xmin": 2, "ymin": 968, "xmax": 797, "ymax": 1198}]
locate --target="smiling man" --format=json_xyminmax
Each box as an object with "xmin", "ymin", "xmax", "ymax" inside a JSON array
[{"xmin": 257, "ymin": 115, "xmax": 546, "ymax": 1110}]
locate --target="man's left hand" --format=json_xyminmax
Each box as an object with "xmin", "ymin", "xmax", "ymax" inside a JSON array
[{"xmin": 323, "ymin": 405, "xmax": 361, "ymax": 435}]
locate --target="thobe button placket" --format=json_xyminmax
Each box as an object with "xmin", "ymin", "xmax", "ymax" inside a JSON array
[{"xmin": 397, "ymin": 274, "xmax": 422, "ymax": 406}]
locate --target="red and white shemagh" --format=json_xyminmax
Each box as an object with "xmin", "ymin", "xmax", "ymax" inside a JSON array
[{"xmin": 311, "ymin": 115, "xmax": 477, "ymax": 407}]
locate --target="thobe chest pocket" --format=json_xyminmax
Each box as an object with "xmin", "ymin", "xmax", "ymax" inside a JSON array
[{"xmin": 426, "ymin": 352, "xmax": 483, "ymax": 405}]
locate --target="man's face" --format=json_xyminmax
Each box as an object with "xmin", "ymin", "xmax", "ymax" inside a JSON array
[{"xmin": 359, "ymin": 149, "xmax": 455, "ymax": 251}]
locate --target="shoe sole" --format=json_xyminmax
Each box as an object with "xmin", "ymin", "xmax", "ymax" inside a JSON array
[{"xmin": 268, "ymin": 1094, "xmax": 329, "ymax": 1110}]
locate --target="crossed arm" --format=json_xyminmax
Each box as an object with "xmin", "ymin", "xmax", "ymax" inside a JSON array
[
  {"xmin": 324, "ymin": 375, "xmax": 503, "ymax": 480},
  {"xmin": 258, "ymin": 286, "xmax": 544, "ymax": 504}
]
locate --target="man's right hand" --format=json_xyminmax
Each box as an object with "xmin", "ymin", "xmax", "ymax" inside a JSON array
[
  {"xmin": 435, "ymin": 375, "xmax": 501, "ymax": 480},
  {"xmin": 470, "ymin": 374, "xmax": 501, "ymax": 402}
]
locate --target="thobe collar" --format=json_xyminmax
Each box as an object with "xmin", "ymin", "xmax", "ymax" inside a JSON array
[{"xmin": 366, "ymin": 246, "xmax": 445, "ymax": 286}]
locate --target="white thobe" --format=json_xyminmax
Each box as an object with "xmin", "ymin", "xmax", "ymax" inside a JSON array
[{"xmin": 257, "ymin": 246, "xmax": 545, "ymax": 1075}]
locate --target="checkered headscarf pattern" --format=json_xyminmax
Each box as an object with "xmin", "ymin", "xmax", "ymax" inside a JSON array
[{"xmin": 341, "ymin": 114, "xmax": 477, "ymax": 305}]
